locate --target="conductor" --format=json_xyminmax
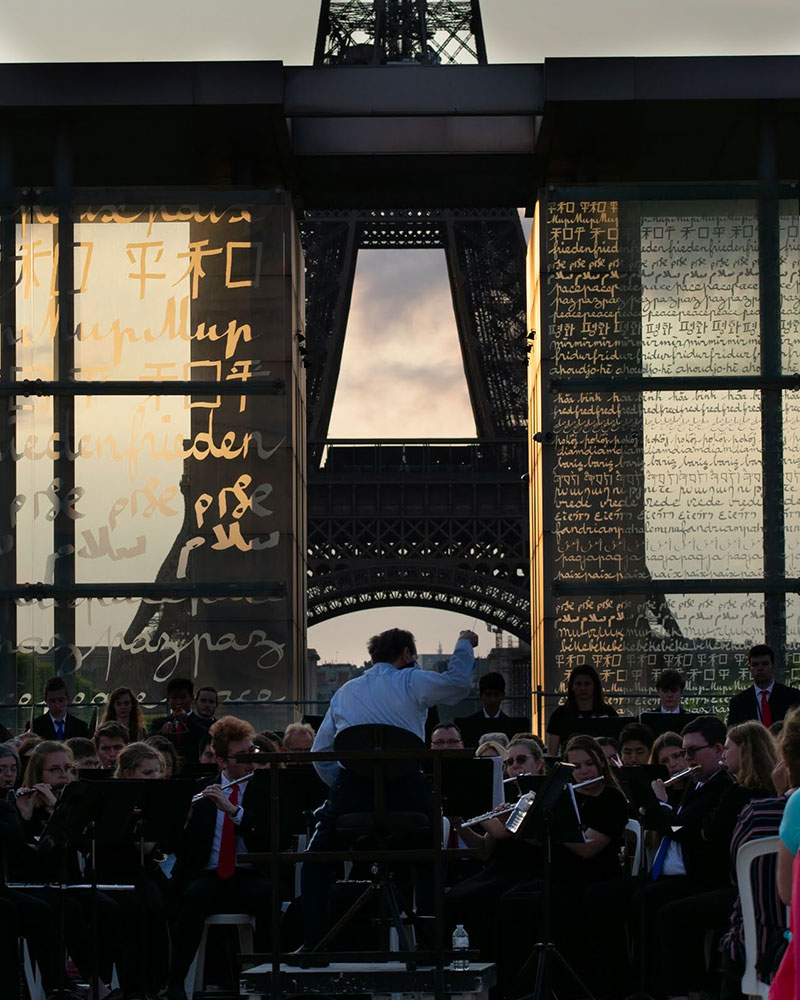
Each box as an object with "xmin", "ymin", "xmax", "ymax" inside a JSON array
[{"xmin": 300, "ymin": 627, "xmax": 479, "ymax": 948}]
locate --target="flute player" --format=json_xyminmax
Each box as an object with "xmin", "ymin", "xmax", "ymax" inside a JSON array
[{"xmin": 166, "ymin": 716, "xmax": 270, "ymax": 1000}]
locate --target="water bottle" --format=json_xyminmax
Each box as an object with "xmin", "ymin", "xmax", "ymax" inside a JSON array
[{"xmin": 452, "ymin": 923, "xmax": 469, "ymax": 970}]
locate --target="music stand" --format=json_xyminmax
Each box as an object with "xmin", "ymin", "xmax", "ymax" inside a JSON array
[
  {"xmin": 507, "ymin": 762, "xmax": 595, "ymax": 1000},
  {"xmin": 42, "ymin": 779, "xmax": 194, "ymax": 999}
]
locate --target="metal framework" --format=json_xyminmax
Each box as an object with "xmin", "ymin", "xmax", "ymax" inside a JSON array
[
  {"xmin": 307, "ymin": 440, "xmax": 530, "ymax": 638},
  {"xmin": 314, "ymin": 0, "xmax": 487, "ymax": 66},
  {"xmin": 301, "ymin": 208, "xmax": 530, "ymax": 639}
]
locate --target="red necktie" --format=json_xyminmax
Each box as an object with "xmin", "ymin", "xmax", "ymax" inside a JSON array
[
  {"xmin": 217, "ymin": 783, "xmax": 238, "ymax": 879},
  {"xmin": 760, "ymin": 690, "xmax": 773, "ymax": 728}
]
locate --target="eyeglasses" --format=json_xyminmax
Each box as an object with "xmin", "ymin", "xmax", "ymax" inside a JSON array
[
  {"xmin": 683, "ymin": 744, "xmax": 712, "ymax": 757},
  {"xmin": 42, "ymin": 766, "xmax": 75, "ymax": 776},
  {"xmin": 431, "ymin": 739, "xmax": 462, "ymax": 747},
  {"xmin": 505, "ymin": 754, "xmax": 533, "ymax": 768},
  {"xmin": 0, "ymin": 764, "xmax": 17, "ymax": 774},
  {"xmin": 226, "ymin": 746, "xmax": 257, "ymax": 760}
]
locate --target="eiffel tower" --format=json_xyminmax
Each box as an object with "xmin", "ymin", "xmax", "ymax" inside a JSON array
[{"xmin": 303, "ymin": 0, "xmax": 531, "ymax": 640}]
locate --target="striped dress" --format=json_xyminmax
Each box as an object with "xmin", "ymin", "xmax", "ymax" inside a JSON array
[{"xmin": 720, "ymin": 793, "xmax": 790, "ymax": 966}]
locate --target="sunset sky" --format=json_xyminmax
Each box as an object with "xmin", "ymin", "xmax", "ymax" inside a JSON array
[{"xmin": 6, "ymin": 0, "xmax": 800, "ymax": 666}]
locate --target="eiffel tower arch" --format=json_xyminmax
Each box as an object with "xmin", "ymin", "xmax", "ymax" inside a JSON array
[{"xmin": 303, "ymin": 1, "xmax": 531, "ymax": 642}]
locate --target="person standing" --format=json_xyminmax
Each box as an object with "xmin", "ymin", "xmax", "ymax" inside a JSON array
[
  {"xmin": 30, "ymin": 676, "xmax": 89, "ymax": 740},
  {"xmin": 728, "ymin": 644, "xmax": 800, "ymax": 727}
]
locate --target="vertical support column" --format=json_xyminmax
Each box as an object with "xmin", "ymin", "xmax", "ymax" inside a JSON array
[
  {"xmin": 0, "ymin": 123, "xmax": 16, "ymax": 704},
  {"xmin": 758, "ymin": 107, "xmax": 787, "ymax": 667},
  {"xmin": 53, "ymin": 123, "xmax": 76, "ymax": 676}
]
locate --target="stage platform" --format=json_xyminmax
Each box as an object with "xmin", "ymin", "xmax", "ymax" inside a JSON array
[{"xmin": 242, "ymin": 959, "xmax": 496, "ymax": 998}]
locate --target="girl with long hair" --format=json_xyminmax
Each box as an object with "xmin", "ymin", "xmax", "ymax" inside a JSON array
[{"xmin": 546, "ymin": 664, "xmax": 619, "ymax": 756}]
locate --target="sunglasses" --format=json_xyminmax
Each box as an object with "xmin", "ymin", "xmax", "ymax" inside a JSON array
[{"xmin": 505, "ymin": 754, "xmax": 532, "ymax": 768}]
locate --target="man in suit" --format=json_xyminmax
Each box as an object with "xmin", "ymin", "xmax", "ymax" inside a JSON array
[
  {"xmin": 166, "ymin": 715, "xmax": 270, "ymax": 1000},
  {"xmin": 464, "ymin": 671, "xmax": 509, "ymax": 724},
  {"xmin": 586, "ymin": 715, "xmax": 733, "ymax": 997},
  {"xmin": 727, "ymin": 643, "xmax": 800, "ymax": 727},
  {"xmin": 149, "ymin": 676, "xmax": 206, "ymax": 763},
  {"xmin": 30, "ymin": 676, "xmax": 89, "ymax": 740}
]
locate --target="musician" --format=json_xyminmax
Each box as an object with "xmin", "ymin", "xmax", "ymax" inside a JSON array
[
  {"xmin": 94, "ymin": 721, "xmax": 129, "ymax": 769},
  {"xmin": 100, "ymin": 685, "xmax": 147, "ymax": 741},
  {"xmin": 443, "ymin": 738, "xmax": 547, "ymax": 955},
  {"xmin": 283, "ymin": 721, "xmax": 316, "ymax": 753},
  {"xmin": 430, "ymin": 722, "xmax": 464, "ymax": 750},
  {"xmin": 0, "ymin": 745, "xmax": 19, "ymax": 794},
  {"xmin": 654, "ymin": 720, "xmax": 778, "ymax": 1000},
  {"xmin": 14, "ymin": 741, "xmax": 118, "ymax": 999},
  {"xmin": 146, "ymin": 734, "xmax": 180, "ymax": 777},
  {"xmin": 166, "ymin": 716, "xmax": 270, "ymax": 1000},
  {"xmin": 585, "ymin": 715, "xmax": 733, "ymax": 998},
  {"xmin": 0, "ymin": 781, "xmax": 69, "ymax": 1000},
  {"xmin": 545, "ymin": 664, "xmax": 618, "ymax": 756},
  {"xmin": 65, "ymin": 736, "xmax": 101, "ymax": 769},
  {"xmin": 193, "ymin": 685, "xmax": 219, "ymax": 727},
  {"xmin": 496, "ymin": 734, "xmax": 628, "ymax": 997},
  {"xmin": 650, "ymin": 668, "xmax": 686, "ymax": 714},
  {"xmin": 727, "ymin": 643, "xmax": 800, "ymax": 727},
  {"xmin": 98, "ymin": 742, "xmax": 170, "ymax": 998},
  {"xmin": 301, "ymin": 628, "xmax": 478, "ymax": 950},
  {"xmin": 619, "ymin": 722, "xmax": 655, "ymax": 766},
  {"xmin": 149, "ymin": 676, "xmax": 207, "ymax": 764},
  {"xmin": 30, "ymin": 675, "xmax": 89, "ymax": 741}
]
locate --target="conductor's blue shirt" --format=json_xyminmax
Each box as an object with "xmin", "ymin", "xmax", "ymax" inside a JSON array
[{"xmin": 312, "ymin": 637, "xmax": 476, "ymax": 785}]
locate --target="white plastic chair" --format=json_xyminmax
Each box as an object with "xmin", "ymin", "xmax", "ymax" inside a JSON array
[
  {"xmin": 735, "ymin": 835, "xmax": 781, "ymax": 1000},
  {"xmin": 625, "ymin": 818, "xmax": 643, "ymax": 875},
  {"xmin": 184, "ymin": 913, "xmax": 255, "ymax": 998}
]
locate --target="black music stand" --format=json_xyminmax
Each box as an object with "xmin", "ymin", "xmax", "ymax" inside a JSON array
[
  {"xmin": 43, "ymin": 779, "xmax": 194, "ymax": 1000},
  {"xmin": 507, "ymin": 762, "xmax": 594, "ymax": 1000}
]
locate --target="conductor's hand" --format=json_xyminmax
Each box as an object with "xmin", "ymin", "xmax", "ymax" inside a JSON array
[
  {"xmin": 201, "ymin": 784, "xmax": 239, "ymax": 815},
  {"xmin": 459, "ymin": 630, "xmax": 479, "ymax": 648}
]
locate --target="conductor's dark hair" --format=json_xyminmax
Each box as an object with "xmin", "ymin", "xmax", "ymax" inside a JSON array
[
  {"xmin": 748, "ymin": 644, "xmax": 775, "ymax": 664},
  {"xmin": 367, "ymin": 628, "xmax": 417, "ymax": 665},
  {"xmin": 682, "ymin": 714, "xmax": 727, "ymax": 747}
]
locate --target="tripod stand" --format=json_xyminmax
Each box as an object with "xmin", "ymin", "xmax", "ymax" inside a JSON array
[{"xmin": 513, "ymin": 810, "xmax": 596, "ymax": 1000}]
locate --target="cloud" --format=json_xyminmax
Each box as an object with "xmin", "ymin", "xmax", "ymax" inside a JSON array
[{"xmin": 327, "ymin": 249, "xmax": 477, "ymax": 439}]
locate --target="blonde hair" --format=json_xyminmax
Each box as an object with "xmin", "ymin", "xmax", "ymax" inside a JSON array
[
  {"xmin": 727, "ymin": 720, "xmax": 778, "ymax": 791},
  {"xmin": 114, "ymin": 741, "xmax": 164, "ymax": 778},
  {"xmin": 475, "ymin": 740, "xmax": 507, "ymax": 759},
  {"xmin": 22, "ymin": 740, "xmax": 74, "ymax": 787}
]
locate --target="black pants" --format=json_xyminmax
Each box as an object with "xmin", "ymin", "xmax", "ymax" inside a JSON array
[
  {"xmin": 584, "ymin": 873, "xmax": 719, "ymax": 999},
  {"xmin": 656, "ymin": 886, "xmax": 736, "ymax": 996},
  {"xmin": 168, "ymin": 869, "xmax": 273, "ymax": 985},
  {"xmin": 301, "ymin": 768, "xmax": 434, "ymax": 947}
]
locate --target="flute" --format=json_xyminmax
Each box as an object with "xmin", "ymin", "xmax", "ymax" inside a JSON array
[
  {"xmin": 503, "ymin": 772, "xmax": 537, "ymax": 784},
  {"xmin": 663, "ymin": 765, "xmax": 700, "ymax": 786},
  {"xmin": 460, "ymin": 799, "xmax": 524, "ymax": 829},
  {"xmin": 191, "ymin": 773, "xmax": 251, "ymax": 804},
  {"xmin": 572, "ymin": 775, "xmax": 605, "ymax": 790}
]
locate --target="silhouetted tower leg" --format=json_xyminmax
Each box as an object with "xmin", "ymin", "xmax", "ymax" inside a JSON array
[{"xmin": 314, "ymin": 0, "xmax": 487, "ymax": 67}]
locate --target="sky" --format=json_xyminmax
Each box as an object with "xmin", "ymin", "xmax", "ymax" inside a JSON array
[{"xmin": 5, "ymin": 0, "xmax": 800, "ymax": 667}]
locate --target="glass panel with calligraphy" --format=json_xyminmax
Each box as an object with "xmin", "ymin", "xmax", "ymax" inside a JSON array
[{"xmin": 2, "ymin": 201, "xmax": 306, "ymax": 726}]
